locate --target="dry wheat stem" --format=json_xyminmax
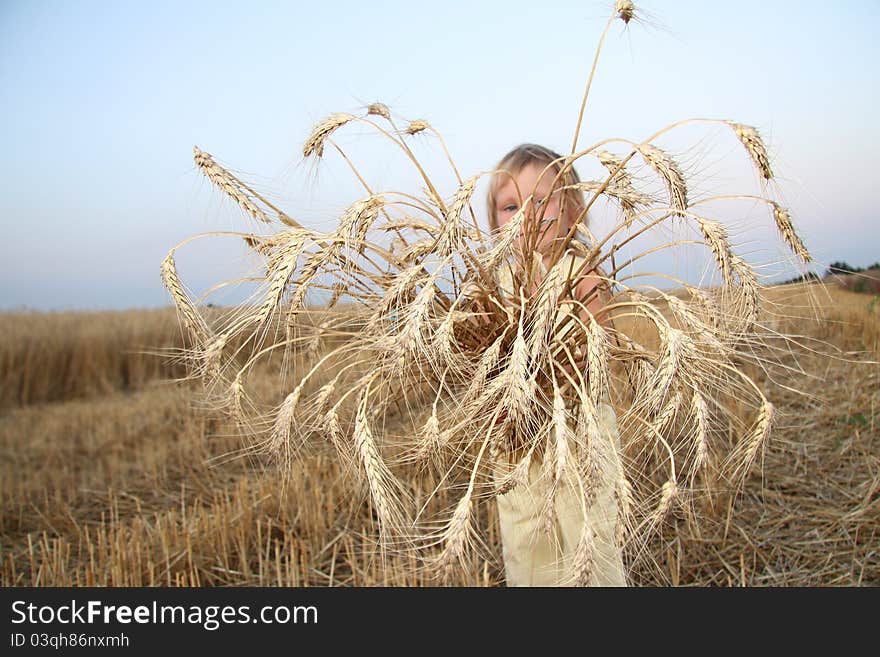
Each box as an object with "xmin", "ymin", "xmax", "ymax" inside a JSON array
[
  {"xmin": 570, "ymin": 7, "xmax": 621, "ymax": 154},
  {"xmin": 160, "ymin": 252, "xmax": 210, "ymax": 345},
  {"xmin": 162, "ymin": 3, "xmax": 822, "ymax": 584},
  {"xmin": 425, "ymin": 125, "xmax": 485, "ymax": 245}
]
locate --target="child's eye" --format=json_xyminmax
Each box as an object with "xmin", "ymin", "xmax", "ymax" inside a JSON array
[{"xmin": 502, "ymin": 204, "xmax": 518, "ymax": 213}]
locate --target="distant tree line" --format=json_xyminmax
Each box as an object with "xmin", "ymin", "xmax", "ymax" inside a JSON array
[
  {"xmin": 827, "ymin": 261, "xmax": 880, "ymax": 276},
  {"xmin": 825, "ymin": 261, "xmax": 880, "ymax": 294},
  {"xmin": 776, "ymin": 271, "xmax": 820, "ymax": 285},
  {"xmin": 773, "ymin": 260, "xmax": 879, "ymax": 286}
]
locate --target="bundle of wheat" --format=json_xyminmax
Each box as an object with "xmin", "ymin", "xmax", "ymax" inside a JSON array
[{"xmin": 163, "ymin": 1, "xmax": 814, "ymax": 584}]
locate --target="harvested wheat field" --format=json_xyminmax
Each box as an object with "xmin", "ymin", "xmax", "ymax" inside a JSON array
[{"xmin": 1, "ymin": 282, "xmax": 877, "ymax": 586}]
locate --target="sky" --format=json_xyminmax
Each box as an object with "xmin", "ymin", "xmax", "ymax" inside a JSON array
[{"xmin": 1, "ymin": 0, "xmax": 878, "ymax": 311}]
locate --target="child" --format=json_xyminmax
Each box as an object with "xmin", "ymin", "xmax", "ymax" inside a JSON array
[{"xmin": 486, "ymin": 143, "xmax": 627, "ymax": 587}]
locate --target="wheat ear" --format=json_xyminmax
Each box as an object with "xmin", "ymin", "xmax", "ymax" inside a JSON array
[
  {"xmin": 638, "ymin": 143, "xmax": 688, "ymax": 218},
  {"xmin": 161, "ymin": 251, "xmax": 209, "ymax": 343},
  {"xmin": 728, "ymin": 122, "xmax": 773, "ymax": 180},
  {"xmin": 193, "ymin": 146, "xmax": 272, "ymax": 224},
  {"xmin": 772, "ymin": 203, "xmax": 812, "ymax": 263},
  {"xmin": 303, "ymin": 113, "xmax": 357, "ymax": 158},
  {"xmin": 354, "ymin": 390, "xmax": 406, "ymax": 542}
]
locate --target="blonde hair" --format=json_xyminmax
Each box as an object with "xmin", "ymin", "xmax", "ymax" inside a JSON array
[{"xmin": 486, "ymin": 143, "xmax": 586, "ymax": 233}]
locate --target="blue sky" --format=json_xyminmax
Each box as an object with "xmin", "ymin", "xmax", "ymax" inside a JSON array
[{"xmin": 1, "ymin": 0, "xmax": 878, "ymax": 311}]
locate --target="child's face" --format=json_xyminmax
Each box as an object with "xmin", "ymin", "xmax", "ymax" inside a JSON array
[{"xmin": 494, "ymin": 162, "xmax": 570, "ymax": 256}]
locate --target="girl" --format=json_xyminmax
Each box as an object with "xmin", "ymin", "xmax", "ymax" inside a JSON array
[{"xmin": 486, "ymin": 143, "xmax": 628, "ymax": 587}]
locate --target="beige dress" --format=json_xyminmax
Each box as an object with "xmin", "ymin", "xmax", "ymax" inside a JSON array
[{"xmin": 493, "ymin": 251, "xmax": 627, "ymax": 587}]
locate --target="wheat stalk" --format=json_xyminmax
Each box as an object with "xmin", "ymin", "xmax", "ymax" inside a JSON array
[
  {"xmin": 650, "ymin": 326, "xmax": 688, "ymax": 413},
  {"xmin": 576, "ymin": 397, "xmax": 605, "ymax": 510},
  {"xmin": 366, "ymin": 102, "xmax": 391, "ymax": 120},
  {"xmin": 323, "ymin": 406, "xmax": 347, "ymax": 456},
  {"xmin": 637, "ymin": 143, "xmax": 688, "ymax": 218},
  {"xmin": 165, "ymin": 1, "xmax": 817, "ymax": 586},
  {"xmin": 193, "ymin": 146, "xmax": 271, "ymax": 224},
  {"xmin": 499, "ymin": 294, "xmax": 534, "ymax": 426},
  {"xmin": 435, "ymin": 176, "xmax": 477, "ymax": 256},
  {"xmin": 728, "ymin": 122, "xmax": 773, "ymax": 181},
  {"xmin": 405, "ymin": 119, "xmax": 430, "ymax": 135},
  {"xmin": 571, "ymin": 522, "xmax": 595, "ymax": 587},
  {"xmin": 585, "ymin": 313, "xmax": 611, "ymax": 406},
  {"xmin": 433, "ymin": 486, "xmax": 475, "ymax": 575},
  {"xmin": 354, "ymin": 390, "xmax": 407, "ymax": 542},
  {"xmin": 415, "ymin": 407, "xmax": 444, "ymax": 464},
  {"xmin": 266, "ymin": 384, "xmax": 306, "ymax": 480},
  {"xmin": 734, "ymin": 398, "xmax": 774, "ymax": 481},
  {"xmin": 614, "ymin": 472, "xmax": 634, "ymax": 548},
  {"xmin": 303, "ymin": 113, "xmax": 357, "ymax": 158},
  {"xmin": 649, "ymin": 478, "xmax": 679, "ymax": 529},
  {"xmin": 690, "ymin": 390, "xmax": 710, "ymax": 472},
  {"xmin": 772, "ymin": 203, "xmax": 812, "ymax": 263},
  {"xmin": 496, "ymin": 451, "xmax": 532, "ymax": 495},
  {"xmin": 551, "ymin": 381, "xmax": 571, "ymax": 497},
  {"xmin": 616, "ymin": 0, "xmax": 635, "ymax": 23},
  {"xmin": 160, "ymin": 252, "xmax": 209, "ymax": 344},
  {"xmin": 695, "ymin": 218, "xmax": 733, "ymax": 283}
]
